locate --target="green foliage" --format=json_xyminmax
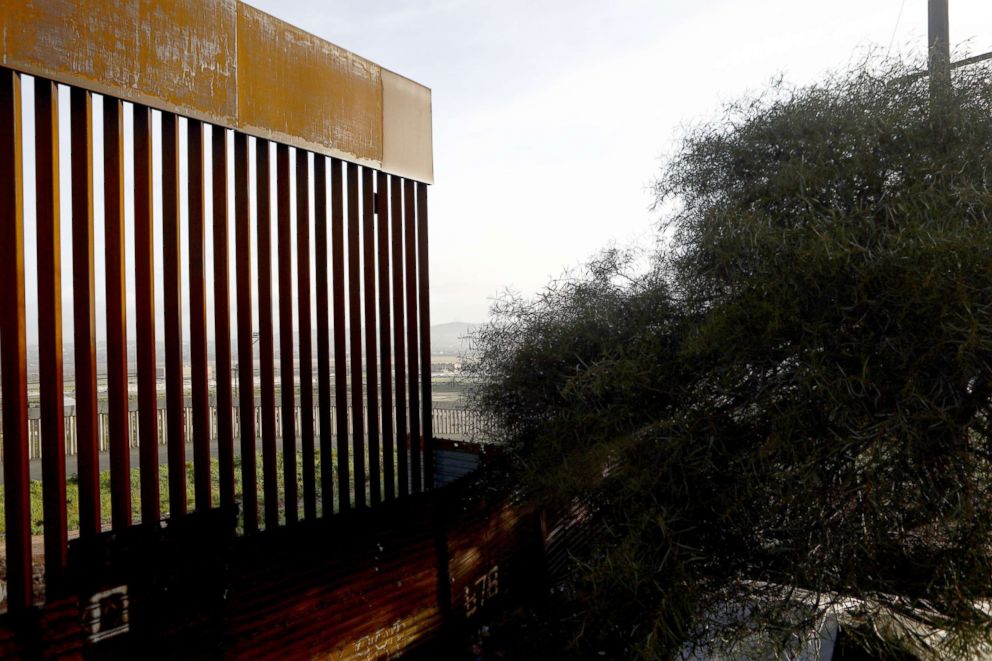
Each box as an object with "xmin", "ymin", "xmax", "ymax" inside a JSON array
[{"xmin": 471, "ymin": 59, "xmax": 992, "ymax": 659}]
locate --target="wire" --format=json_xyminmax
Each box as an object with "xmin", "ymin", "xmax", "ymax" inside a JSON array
[{"xmin": 886, "ymin": 0, "xmax": 909, "ymax": 58}]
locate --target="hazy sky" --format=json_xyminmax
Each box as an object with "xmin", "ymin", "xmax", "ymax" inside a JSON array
[{"xmin": 245, "ymin": 0, "xmax": 992, "ymax": 324}]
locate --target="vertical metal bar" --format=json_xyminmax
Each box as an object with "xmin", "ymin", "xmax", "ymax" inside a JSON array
[
  {"xmin": 256, "ymin": 139, "xmax": 279, "ymax": 528},
  {"xmin": 363, "ymin": 168, "xmax": 381, "ymax": 505},
  {"xmin": 390, "ymin": 174, "xmax": 409, "ymax": 497},
  {"xmin": 0, "ymin": 67, "xmax": 32, "ymax": 612},
  {"xmin": 104, "ymin": 96, "xmax": 131, "ymax": 527},
  {"xmin": 234, "ymin": 132, "xmax": 258, "ymax": 532},
  {"xmin": 162, "ymin": 111, "xmax": 186, "ymax": 517},
  {"xmin": 347, "ymin": 163, "xmax": 366, "ymax": 508},
  {"xmin": 134, "ymin": 104, "xmax": 160, "ymax": 523},
  {"xmin": 276, "ymin": 144, "xmax": 297, "ymax": 525},
  {"xmin": 296, "ymin": 149, "xmax": 316, "ymax": 520},
  {"xmin": 213, "ymin": 127, "xmax": 236, "ymax": 511},
  {"xmin": 35, "ymin": 78, "xmax": 68, "ymax": 591},
  {"xmin": 188, "ymin": 118, "xmax": 211, "ymax": 511},
  {"xmin": 71, "ymin": 86, "xmax": 101, "ymax": 535},
  {"xmin": 331, "ymin": 159, "xmax": 350, "ymax": 511},
  {"xmin": 404, "ymin": 179, "xmax": 422, "ymax": 493},
  {"xmin": 314, "ymin": 156, "xmax": 333, "ymax": 516},
  {"xmin": 376, "ymin": 171, "xmax": 395, "ymax": 501},
  {"xmin": 417, "ymin": 183, "xmax": 434, "ymax": 489}
]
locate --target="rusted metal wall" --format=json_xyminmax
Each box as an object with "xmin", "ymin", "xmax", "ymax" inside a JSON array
[
  {"xmin": 0, "ymin": 0, "xmax": 433, "ymax": 182},
  {"xmin": 0, "ymin": 6, "xmax": 436, "ymax": 617},
  {"xmin": 0, "ymin": 450, "xmax": 545, "ymax": 660}
]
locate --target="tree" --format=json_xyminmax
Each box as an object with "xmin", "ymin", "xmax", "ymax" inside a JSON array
[{"xmin": 470, "ymin": 59, "xmax": 992, "ymax": 658}]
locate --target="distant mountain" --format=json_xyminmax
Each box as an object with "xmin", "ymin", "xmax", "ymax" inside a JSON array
[{"xmin": 430, "ymin": 322, "xmax": 479, "ymax": 356}]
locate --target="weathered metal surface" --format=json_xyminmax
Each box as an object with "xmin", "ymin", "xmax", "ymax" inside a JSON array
[
  {"xmin": 234, "ymin": 130, "xmax": 258, "ymax": 533},
  {"xmin": 418, "ymin": 183, "xmax": 435, "ymax": 488},
  {"xmin": 348, "ymin": 163, "xmax": 367, "ymax": 508},
  {"xmin": 405, "ymin": 179, "xmax": 423, "ymax": 493},
  {"xmin": 188, "ymin": 118, "xmax": 211, "ymax": 512},
  {"xmin": 237, "ymin": 4, "xmax": 382, "ymax": 168},
  {"xmin": 378, "ymin": 171, "xmax": 397, "ymax": 502},
  {"xmin": 133, "ymin": 104, "xmax": 160, "ymax": 524},
  {"xmin": 0, "ymin": 0, "xmax": 237, "ymax": 123},
  {"xmin": 276, "ymin": 143, "xmax": 298, "ymax": 525},
  {"xmin": 297, "ymin": 148, "xmax": 317, "ymax": 520},
  {"xmin": 0, "ymin": 445, "xmax": 547, "ymax": 658},
  {"xmin": 0, "ymin": 0, "xmax": 433, "ymax": 182},
  {"xmin": 70, "ymin": 86, "xmax": 101, "ymax": 538},
  {"xmin": 34, "ymin": 77, "xmax": 69, "ymax": 592},
  {"xmin": 383, "ymin": 71, "xmax": 435, "ymax": 184},
  {"xmin": 314, "ymin": 155, "xmax": 334, "ymax": 515},
  {"xmin": 364, "ymin": 166, "xmax": 382, "ymax": 506},
  {"xmin": 256, "ymin": 138, "xmax": 279, "ymax": 529},
  {"xmin": 434, "ymin": 442, "xmax": 481, "ymax": 488},
  {"xmin": 392, "ymin": 175, "xmax": 410, "ymax": 498},
  {"xmin": 104, "ymin": 96, "xmax": 132, "ymax": 528},
  {"xmin": 332, "ymin": 158, "xmax": 351, "ymax": 511},
  {"xmin": 212, "ymin": 126, "xmax": 236, "ymax": 511},
  {"xmin": 0, "ymin": 67, "xmax": 32, "ymax": 613},
  {"xmin": 162, "ymin": 111, "xmax": 187, "ymax": 518}
]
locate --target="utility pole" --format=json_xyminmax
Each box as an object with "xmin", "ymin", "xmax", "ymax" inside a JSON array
[{"xmin": 928, "ymin": 0, "xmax": 951, "ymax": 98}]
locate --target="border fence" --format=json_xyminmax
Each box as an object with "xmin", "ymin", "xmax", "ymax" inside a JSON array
[
  {"xmin": 0, "ymin": 0, "xmax": 438, "ymax": 620},
  {"xmin": 0, "ymin": 405, "xmax": 491, "ymax": 462}
]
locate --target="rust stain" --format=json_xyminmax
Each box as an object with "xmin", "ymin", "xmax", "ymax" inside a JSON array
[
  {"xmin": 0, "ymin": 0, "xmax": 433, "ymax": 181},
  {"xmin": 0, "ymin": 0, "xmax": 237, "ymax": 122},
  {"xmin": 236, "ymin": 3, "xmax": 382, "ymax": 165}
]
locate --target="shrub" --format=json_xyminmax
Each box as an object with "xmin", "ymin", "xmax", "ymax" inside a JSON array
[{"xmin": 471, "ymin": 59, "xmax": 992, "ymax": 658}]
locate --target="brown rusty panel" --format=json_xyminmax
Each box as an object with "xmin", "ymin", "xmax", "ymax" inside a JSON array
[
  {"xmin": 446, "ymin": 497, "xmax": 542, "ymax": 623},
  {"xmin": 256, "ymin": 139, "xmax": 279, "ymax": 529},
  {"xmin": 0, "ymin": 596, "xmax": 83, "ymax": 657},
  {"xmin": 0, "ymin": 67, "xmax": 33, "ymax": 613},
  {"xmin": 103, "ymin": 97, "xmax": 132, "ymax": 529},
  {"xmin": 347, "ymin": 163, "xmax": 366, "ymax": 508},
  {"xmin": 391, "ymin": 175, "xmax": 409, "ymax": 497},
  {"xmin": 212, "ymin": 126, "xmax": 236, "ymax": 510},
  {"xmin": 236, "ymin": 3, "xmax": 382, "ymax": 167},
  {"xmin": 234, "ymin": 131, "xmax": 258, "ymax": 533},
  {"xmin": 134, "ymin": 104, "xmax": 160, "ymax": 524},
  {"xmin": 314, "ymin": 156, "xmax": 334, "ymax": 515},
  {"xmin": 417, "ymin": 183, "xmax": 435, "ymax": 488},
  {"xmin": 296, "ymin": 149, "xmax": 317, "ymax": 520},
  {"xmin": 332, "ymin": 158, "xmax": 351, "ymax": 511},
  {"xmin": 0, "ymin": 1, "xmax": 435, "ymax": 183},
  {"xmin": 276, "ymin": 143, "xmax": 298, "ymax": 525},
  {"xmin": 363, "ymin": 167, "xmax": 381, "ymax": 506},
  {"xmin": 70, "ymin": 86, "xmax": 101, "ymax": 539},
  {"xmin": 34, "ymin": 77, "xmax": 69, "ymax": 590},
  {"xmin": 404, "ymin": 180, "xmax": 422, "ymax": 493},
  {"xmin": 377, "ymin": 172, "xmax": 396, "ymax": 502},
  {"xmin": 162, "ymin": 111, "xmax": 187, "ymax": 518},
  {"xmin": 188, "ymin": 118, "xmax": 212, "ymax": 512},
  {"xmin": 223, "ymin": 500, "xmax": 444, "ymax": 659},
  {"xmin": 0, "ymin": 0, "xmax": 237, "ymax": 123}
]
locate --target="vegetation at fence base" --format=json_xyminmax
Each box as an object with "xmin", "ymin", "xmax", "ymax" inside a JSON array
[
  {"xmin": 0, "ymin": 451, "xmax": 344, "ymax": 537},
  {"xmin": 470, "ymin": 57, "xmax": 992, "ymax": 659}
]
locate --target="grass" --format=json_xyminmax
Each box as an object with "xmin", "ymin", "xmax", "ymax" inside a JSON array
[{"xmin": 0, "ymin": 447, "xmax": 401, "ymax": 537}]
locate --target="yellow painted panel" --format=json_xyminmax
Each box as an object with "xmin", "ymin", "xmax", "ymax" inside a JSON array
[
  {"xmin": 0, "ymin": 0, "xmax": 237, "ymax": 122},
  {"xmin": 236, "ymin": 3, "xmax": 382, "ymax": 165}
]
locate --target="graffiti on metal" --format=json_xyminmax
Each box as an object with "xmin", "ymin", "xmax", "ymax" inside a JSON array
[{"xmin": 464, "ymin": 564, "xmax": 500, "ymax": 618}]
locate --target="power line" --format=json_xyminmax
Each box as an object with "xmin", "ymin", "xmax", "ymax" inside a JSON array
[{"xmin": 886, "ymin": 0, "xmax": 909, "ymax": 58}]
